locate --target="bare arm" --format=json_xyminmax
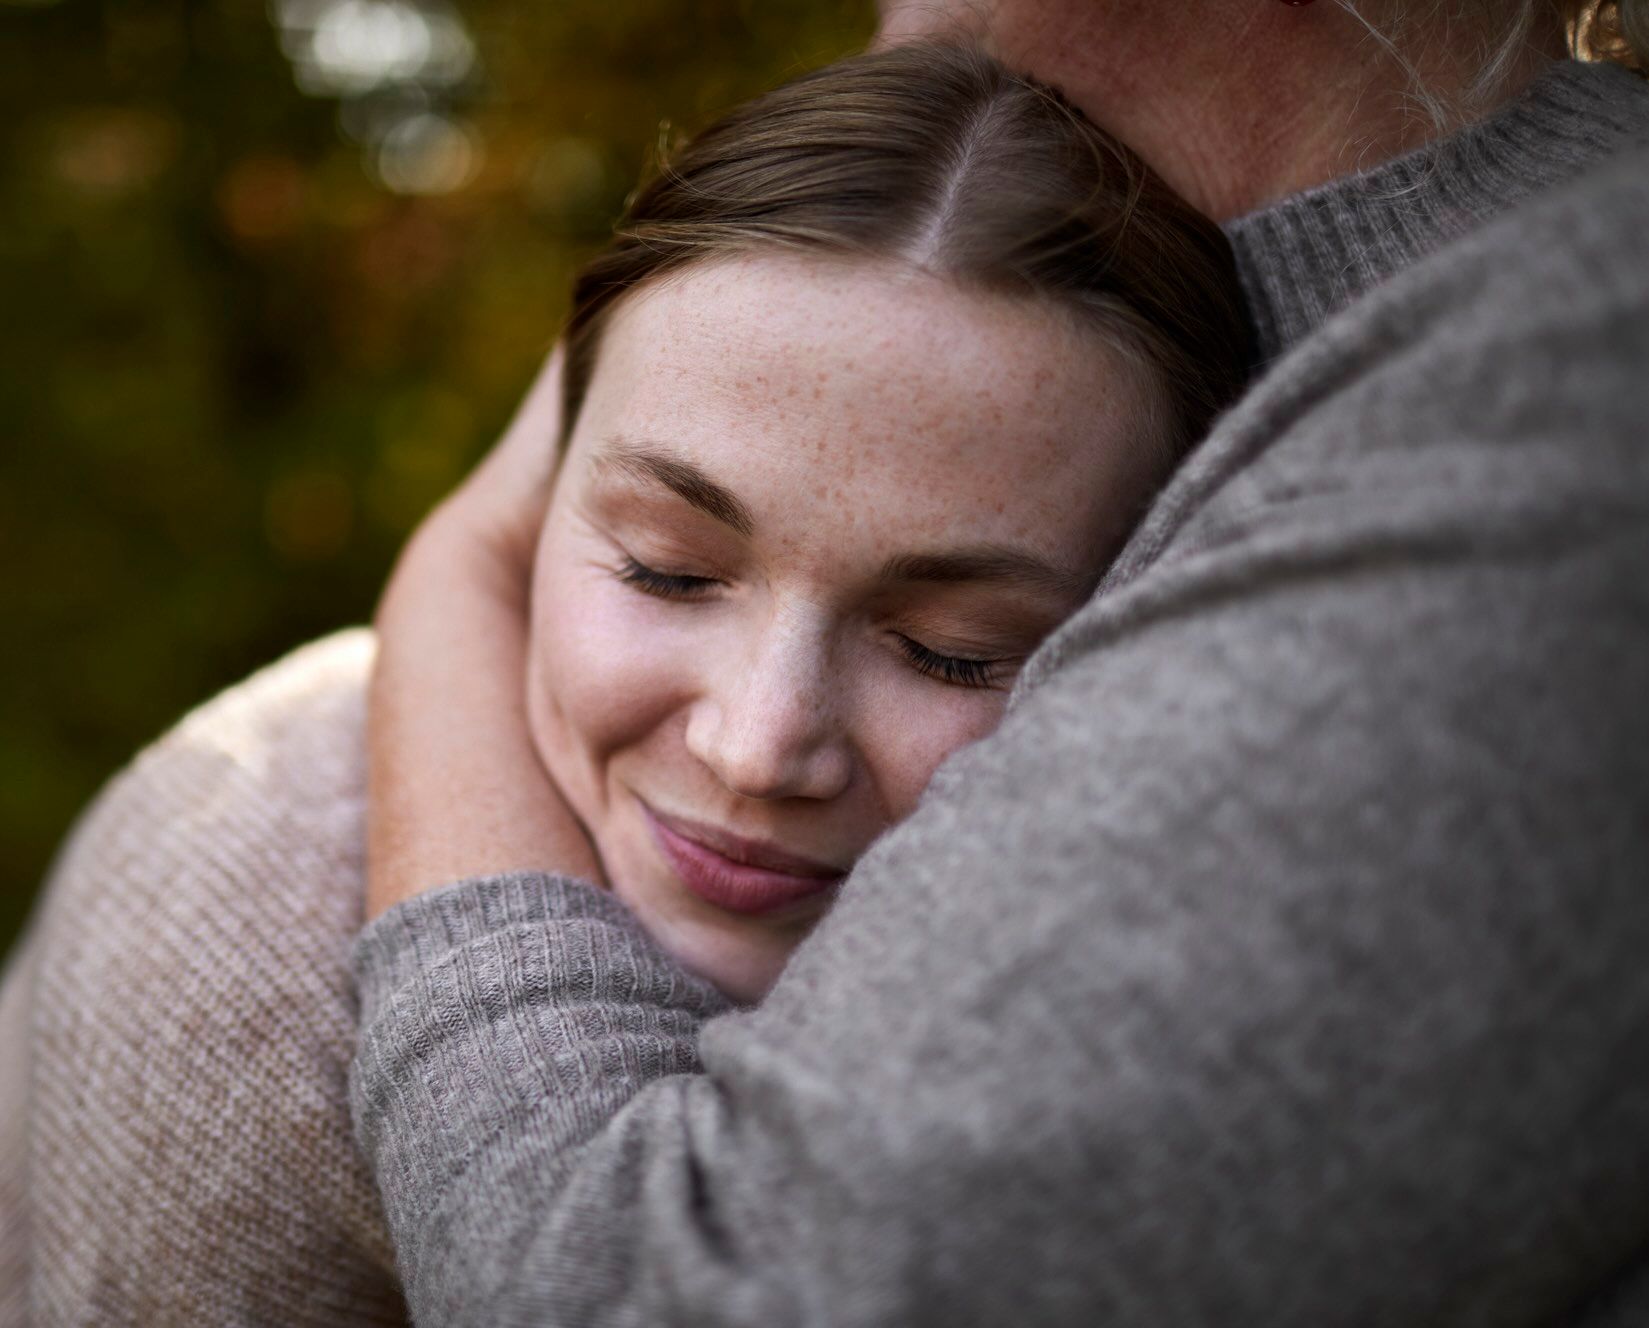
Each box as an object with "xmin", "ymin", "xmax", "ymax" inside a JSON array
[{"xmin": 366, "ymin": 348, "xmax": 599, "ymax": 918}]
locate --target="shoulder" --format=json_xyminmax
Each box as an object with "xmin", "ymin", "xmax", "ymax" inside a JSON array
[
  {"xmin": 1306, "ymin": 137, "xmax": 1647, "ymax": 437},
  {"xmin": 70, "ymin": 627, "xmax": 372, "ymax": 882},
  {"xmin": 1347, "ymin": 138, "xmax": 1649, "ymax": 396},
  {"xmin": 1287, "ymin": 137, "xmax": 1648, "ymax": 452},
  {"xmin": 24, "ymin": 632, "xmax": 404, "ymax": 1317},
  {"xmin": 133, "ymin": 624, "xmax": 374, "ymax": 834},
  {"xmin": 35, "ymin": 628, "xmax": 375, "ymax": 990},
  {"xmin": 1032, "ymin": 140, "xmax": 1649, "ymax": 721},
  {"xmin": 1106, "ymin": 140, "xmax": 1649, "ymax": 603}
]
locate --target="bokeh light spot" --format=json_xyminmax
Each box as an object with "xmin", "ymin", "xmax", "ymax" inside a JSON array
[
  {"xmin": 374, "ymin": 112, "xmax": 481, "ymax": 194},
  {"xmin": 276, "ymin": 0, "xmax": 474, "ymax": 98},
  {"xmin": 49, "ymin": 109, "xmax": 178, "ymax": 199},
  {"xmin": 217, "ymin": 155, "xmax": 309, "ymax": 244}
]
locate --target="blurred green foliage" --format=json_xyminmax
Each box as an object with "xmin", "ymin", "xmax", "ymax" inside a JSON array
[{"xmin": 0, "ymin": 0, "xmax": 872, "ymax": 953}]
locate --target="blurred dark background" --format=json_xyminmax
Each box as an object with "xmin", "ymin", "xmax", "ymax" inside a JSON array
[{"xmin": 0, "ymin": 0, "xmax": 872, "ymax": 955}]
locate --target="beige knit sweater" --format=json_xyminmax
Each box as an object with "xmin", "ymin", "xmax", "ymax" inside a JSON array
[{"xmin": 0, "ymin": 630, "xmax": 405, "ymax": 1326}]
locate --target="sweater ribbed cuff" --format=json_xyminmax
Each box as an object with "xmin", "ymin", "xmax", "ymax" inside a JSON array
[
  {"xmin": 353, "ymin": 872, "xmax": 646, "ymax": 1015},
  {"xmin": 350, "ymin": 873, "xmax": 732, "ymax": 1253}
]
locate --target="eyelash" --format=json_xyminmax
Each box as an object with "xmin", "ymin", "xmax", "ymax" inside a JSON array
[
  {"xmin": 894, "ymin": 635, "xmax": 999, "ymax": 690},
  {"xmin": 616, "ymin": 557, "xmax": 1002, "ymax": 690},
  {"xmin": 616, "ymin": 557, "xmax": 719, "ymax": 599}
]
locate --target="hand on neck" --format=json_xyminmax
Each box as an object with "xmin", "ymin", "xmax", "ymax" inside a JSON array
[{"xmin": 878, "ymin": 0, "xmax": 1568, "ymax": 220}]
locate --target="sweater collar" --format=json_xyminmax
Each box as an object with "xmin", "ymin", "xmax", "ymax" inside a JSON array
[{"xmin": 1222, "ymin": 59, "xmax": 1649, "ymax": 364}]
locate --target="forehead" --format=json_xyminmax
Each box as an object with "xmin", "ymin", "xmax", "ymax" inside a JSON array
[{"xmin": 572, "ymin": 253, "xmax": 1155, "ymax": 567}]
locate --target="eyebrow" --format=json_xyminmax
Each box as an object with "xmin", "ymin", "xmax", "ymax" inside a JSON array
[
  {"xmin": 593, "ymin": 436, "xmax": 1086, "ymax": 599},
  {"xmin": 593, "ymin": 437, "xmax": 755, "ymax": 538},
  {"xmin": 879, "ymin": 547, "xmax": 1090, "ymax": 601}
]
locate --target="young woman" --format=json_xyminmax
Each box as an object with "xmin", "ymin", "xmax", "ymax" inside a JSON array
[
  {"xmin": 512, "ymin": 45, "xmax": 1248, "ymax": 999},
  {"xmin": 5, "ymin": 41, "xmax": 1249, "ymax": 1323}
]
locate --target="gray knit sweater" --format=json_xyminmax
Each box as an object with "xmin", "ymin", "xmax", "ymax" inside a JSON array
[{"xmin": 350, "ymin": 59, "xmax": 1649, "ymax": 1328}]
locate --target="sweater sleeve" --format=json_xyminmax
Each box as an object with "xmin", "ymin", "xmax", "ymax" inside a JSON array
[{"xmin": 350, "ymin": 152, "xmax": 1649, "ymax": 1327}]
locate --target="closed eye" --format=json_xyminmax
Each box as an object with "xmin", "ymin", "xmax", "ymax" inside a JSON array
[
  {"xmin": 616, "ymin": 556, "xmax": 719, "ymax": 600},
  {"xmin": 894, "ymin": 634, "xmax": 1003, "ymax": 690}
]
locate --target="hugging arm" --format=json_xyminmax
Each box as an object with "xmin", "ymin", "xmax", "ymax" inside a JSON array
[
  {"xmin": 367, "ymin": 347, "xmax": 600, "ymax": 916},
  {"xmin": 353, "ymin": 172, "xmax": 1649, "ymax": 1326}
]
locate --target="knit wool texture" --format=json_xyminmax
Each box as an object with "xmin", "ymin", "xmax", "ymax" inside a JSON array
[
  {"xmin": 2, "ymin": 57, "xmax": 1647, "ymax": 1328},
  {"xmin": 2, "ymin": 633, "xmax": 405, "ymax": 1325}
]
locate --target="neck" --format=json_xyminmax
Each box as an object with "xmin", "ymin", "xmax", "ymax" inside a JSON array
[{"xmin": 882, "ymin": 1, "xmax": 1569, "ymax": 220}]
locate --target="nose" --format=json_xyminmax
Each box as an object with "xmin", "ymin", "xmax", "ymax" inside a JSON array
[{"xmin": 684, "ymin": 611, "xmax": 854, "ymax": 802}]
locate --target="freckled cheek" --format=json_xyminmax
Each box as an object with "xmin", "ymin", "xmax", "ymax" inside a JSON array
[
  {"xmin": 864, "ymin": 686, "xmax": 1007, "ymax": 823},
  {"xmin": 526, "ymin": 565, "xmax": 702, "ymax": 821}
]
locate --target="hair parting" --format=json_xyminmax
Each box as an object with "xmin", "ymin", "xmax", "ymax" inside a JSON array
[{"xmin": 558, "ymin": 42, "xmax": 1252, "ymax": 485}]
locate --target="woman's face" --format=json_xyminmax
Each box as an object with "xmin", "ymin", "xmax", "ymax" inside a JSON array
[{"xmin": 528, "ymin": 253, "xmax": 1158, "ymax": 1000}]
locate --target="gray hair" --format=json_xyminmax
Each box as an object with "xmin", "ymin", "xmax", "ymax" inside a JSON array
[{"xmin": 1340, "ymin": 1, "xmax": 1646, "ymax": 131}]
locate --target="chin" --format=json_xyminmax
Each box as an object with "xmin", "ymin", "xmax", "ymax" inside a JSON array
[
  {"xmin": 676, "ymin": 937, "xmax": 785, "ymax": 1006},
  {"xmin": 605, "ymin": 869, "xmax": 793, "ymax": 1004}
]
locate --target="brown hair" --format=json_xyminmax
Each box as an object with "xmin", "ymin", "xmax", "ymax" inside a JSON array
[{"xmin": 561, "ymin": 42, "xmax": 1251, "ymax": 477}]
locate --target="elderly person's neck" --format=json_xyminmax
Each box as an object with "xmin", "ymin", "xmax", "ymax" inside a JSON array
[{"xmin": 879, "ymin": 1, "xmax": 1570, "ymax": 220}]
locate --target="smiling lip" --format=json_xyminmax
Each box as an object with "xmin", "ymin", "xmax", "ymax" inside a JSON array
[{"xmin": 641, "ymin": 805, "xmax": 846, "ymax": 917}]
